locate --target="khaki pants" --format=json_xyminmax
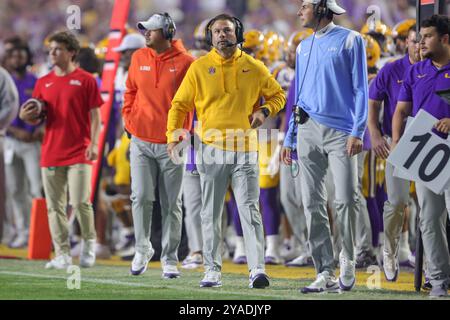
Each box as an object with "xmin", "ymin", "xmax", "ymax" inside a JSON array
[{"xmin": 42, "ymin": 164, "xmax": 96, "ymax": 256}]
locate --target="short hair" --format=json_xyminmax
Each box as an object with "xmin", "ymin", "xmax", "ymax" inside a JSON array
[
  {"xmin": 75, "ymin": 47, "xmax": 100, "ymax": 74},
  {"xmin": 4, "ymin": 36, "xmax": 26, "ymax": 48},
  {"xmin": 6, "ymin": 45, "xmax": 33, "ymax": 67},
  {"xmin": 421, "ymin": 14, "xmax": 450, "ymax": 38},
  {"xmin": 209, "ymin": 13, "xmax": 237, "ymax": 29},
  {"xmin": 48, "ymin": 31, "xmax": 80, "ymax": 61}
]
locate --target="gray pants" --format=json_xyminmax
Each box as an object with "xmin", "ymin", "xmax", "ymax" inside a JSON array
[
  {"xmin": 4, "ymin": 137, "xmax": 42, "ymax": 237},
  {"xmin": 297, "ymin": 118, "xmax": 359, "ymax": 275},
  {"xmin": 197, "ymin": 143, "xmax": 265, "ymax": 272},
  {"xmin": 416, "ymin": 184, "xmax": 450, "ymax": 287},
  {"xmin": 182, "ymin": 170, "xmax": 203, "ymax": 253},
  {"xmin": 130, "ymin": 136, "xmax": 184, "ymax": 267},
  {"xmin": 355, "ymin": 151, "xmax": 374, "ymax": 254},
  {"xmin": 383, "ymin": 159, "xmax": 410, "ymax": 257},
  {"xmin": 279, "ymin": 163, "xmax": 307, "ymax": 244}
]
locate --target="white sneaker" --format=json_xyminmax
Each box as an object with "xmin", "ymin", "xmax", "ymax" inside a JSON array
[
  {"xmin": 181, "ymin": 253, "xmax": 203, "ymax": 269},
  {"xmin": 338, "ymin": 253, "xmax": 356, "ymax": 291},
  {"xmin": 300, "ymin": 271, "xmax": 340, "ymax": 294},
  {"xmin": 249, "ymin": 268, "xmax": 270, "ymax": 289},
  {"xmin": 130, "ymin": 248, "xmax": 154, "ymax": 276},
  {"xmin": 264, "ymin": 248, "xmax": 283, "ymax": 265},
  {"xmin": 233, "ymin": 237, "xmax": 247, "ymax": 264},
  {"xmin": 200, "ymin": 270, "xmax": 222, "ymax": 288},
  {"xmin": 80, "ymin": 239, "xmax": 96, "ymax": 268},
  {"xmin": 285, "ymin": 254, "xmax": 312, "ymax": 267},
  {"xmin": 70, "ymin": 242, "xmax": 81, "ymax": 257},
  {"xmin": 45, "ymin": 254, "xmax": 72, "ymax": 269},
  {"xmin": 383, "ymin": 250, "xmax": 399, "ymax": 282},
  {"xmin": 162, "ymin": 265, "xmax": 180, "ymax": 279},
  {"xmin": 9, "ymin": 233, "xmax": 28, "ymax": 249},
  {"xmin": 279, "ymin": 239, "xmax": 303, "ymax": 261}
]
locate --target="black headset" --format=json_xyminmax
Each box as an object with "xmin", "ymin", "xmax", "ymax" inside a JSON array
[
  {"xmin": 161, "ymin": 12, "xmax": 176, "ymax": 40},
  {"xmin": 205, "ymin": 14, "xmax": 244, "ymax": 46},
  {"xmin": 314, "ymin": 0, "xmax": 329, "ymax": 19}
]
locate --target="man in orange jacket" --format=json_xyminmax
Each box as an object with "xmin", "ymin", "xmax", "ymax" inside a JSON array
[{"xmin": 122, "ymin": 12, "xmax": 194, "ymax": 279}]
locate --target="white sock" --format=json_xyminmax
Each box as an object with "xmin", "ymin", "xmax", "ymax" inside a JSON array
[
  {"xmin": 400, "ymin": 231, "xmax": 410, "ymax": 250},
  {"xmin": 265, "ymin": 235, "xmax": 279, "ymax": 254},
  {"xmin": 234, "ymin": 236, "xmax": 245, "ymax": 256}
]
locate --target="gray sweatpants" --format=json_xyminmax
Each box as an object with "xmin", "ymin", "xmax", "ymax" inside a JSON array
[
  {"xmin": 130, "ymin": 136, "xmax": 184, "ymax": 267},
  {"xmin": 182, "ymin": 170, "xmax": 203, "ymax": 253},
  {"xmin": 297, "ymin": 118, "xmax": 359, "ymax": 275},
  {"xmin": 196, "ymin": 143, "xmax": 265, "ymax": 273},
  {"xmin": 355, "ymin": 151, "xmax": 374, "ymax": 254},
  {"xmin": 416, "ymin": 184, "xmax": 450, "ymax": 288},
  {"xmin": 279, "ymin": 163, "xmax": 307, "ymax": 244},
  {"xmin": 4, "ymin": 137, "xmax": 42, "ymax": 238}
]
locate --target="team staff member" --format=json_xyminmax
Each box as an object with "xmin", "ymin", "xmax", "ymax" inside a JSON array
[
  {"xmin": 283, "ymin": 0, "xmax": 368, "ymax": 293},
  {"xmin": 167, "ymin": 13, "xmax": 285, "ymax": 288},
  {"xmin": 391, "ymin": 15, "xmax": 450, "ymax": 298},
  {"xmin": 20, "ymin": 31, "xmax": 102, "ymax": 269},
  {"xmin": 123, "ymin": 13, "xmax": 194, "ymax": 278},
  {"xmin": 368, "ymin": 25, "xmax": 420, "ymax": 281}
]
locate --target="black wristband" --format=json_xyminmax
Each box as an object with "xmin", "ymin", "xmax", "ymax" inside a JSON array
[{"xmin": 261, "ymin": 107, "xmax": 270, "ymax": 118}]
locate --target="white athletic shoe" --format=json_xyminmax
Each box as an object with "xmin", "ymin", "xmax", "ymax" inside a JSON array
[
  {"xmin": 285, "ymin": 254, "xmax": 312, "ymax": 267},
  {"xmin": 181, "ymin": 253, "xmax": 203, "ymax": 269},
  {"xmin": 200, "ymin": 270, "xmax": 222, "ymax": 288},
  {"xmin": 249, "ymin": 268, "xmax": 270, "ymax": 289},
  {"xmin": 45, "ymin": 254, "xmax": 72, "ymax": 270},
  {"xmin": 8, "ymin": 233, "xmax": 28, "ymax": 249},
  {"xmin": 383, "ymin": 250, "xmax": 399, "ymax": 282},
  {"xmin": 162, "ymin": 265, "xmax": 180, "ymax": 279},
  {"xmin": 338, "ymin": 253, "xmax": 356, "ymax": 291},
  {"xmin": 130, "ymin": 248, "xmax": 154, "ymax": 276},
  {"xmin": 80, "ymin": 239, "xmax": 96, "ymax": 268},
  {"xmin": 300, "ymin": 271, "xmax": 340, "ymax": 294}
]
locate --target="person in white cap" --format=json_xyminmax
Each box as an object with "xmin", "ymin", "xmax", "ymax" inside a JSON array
[
  {"xmin": 110, "ymin": 33, "xmax": 146, "ymax": 259},
  {"xmin": 282, "ymin": 0, "xmax": 368, "ymax": 293},
  {"xmin": 122, "ymin": 12, "xmax": 194, "ymax": 279}
]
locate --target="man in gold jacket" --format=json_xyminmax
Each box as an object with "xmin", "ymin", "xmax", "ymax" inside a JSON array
[{"xmin": 166, "ymin": 14, "xmax": 285, "ymax": 289}]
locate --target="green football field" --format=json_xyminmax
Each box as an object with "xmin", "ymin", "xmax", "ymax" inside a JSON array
[{"xmin": 0, "ymin": 256, "xmax": 435, "ymax": 300}]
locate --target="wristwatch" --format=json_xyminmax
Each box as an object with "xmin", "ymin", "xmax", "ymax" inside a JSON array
[{"xmin": 260, "ymin": 107, "xmax": 270, "ymax": 118}]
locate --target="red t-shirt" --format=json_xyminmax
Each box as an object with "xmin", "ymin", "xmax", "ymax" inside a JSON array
[{"xmin": 33, "ymin": 68, "xmax": 103, "ymax": 167}]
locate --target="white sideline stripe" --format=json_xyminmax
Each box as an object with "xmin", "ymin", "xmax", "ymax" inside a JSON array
[{"xmin": 0, "ymin": 270, "xmax": 293, "ymax": 299}]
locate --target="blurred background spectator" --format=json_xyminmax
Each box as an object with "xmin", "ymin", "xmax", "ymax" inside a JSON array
[{"xmin": 0, "ymin": 0, "xmax": 425, "ymax": 66}]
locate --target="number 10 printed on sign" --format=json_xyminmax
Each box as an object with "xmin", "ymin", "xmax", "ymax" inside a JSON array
[{"xmin": 387, "ymin": 109, "xmax": 450, "ymax": 194}]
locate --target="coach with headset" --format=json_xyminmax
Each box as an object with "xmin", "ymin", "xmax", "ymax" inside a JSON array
[
  {"xmin": 282, "ymin": 0, "xmax": 368, "ymax": 293},
  {"xmin": 166, "ymin": 13, "xmax": 285, "ymax": 288},
  {"xmin": 122, "ymin": 12, "xmax": 194, "ymax": 279}
]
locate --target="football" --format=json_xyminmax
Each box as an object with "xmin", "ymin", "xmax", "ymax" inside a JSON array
[{"xmin": 22, "ymin": 98, "xmax": 45, "ymax": 118}]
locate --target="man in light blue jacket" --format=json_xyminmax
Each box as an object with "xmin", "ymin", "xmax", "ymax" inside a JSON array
[{"xmin": 282, "ymin": 0, "xmax": 368, "ymax": 293}]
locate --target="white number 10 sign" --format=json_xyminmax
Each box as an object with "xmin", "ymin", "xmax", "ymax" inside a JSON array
[{"xmin": 387, "ymin": 109, "xmax": 450, "ymax": 194}]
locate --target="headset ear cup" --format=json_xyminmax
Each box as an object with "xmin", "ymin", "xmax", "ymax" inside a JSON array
[
  {"xmin": 205, "ymin": 18, "xmax": 214, "ymax": 46},
  {"xmin": 233, "ymin": 17, "xmax": 244, "ymax": 44}
]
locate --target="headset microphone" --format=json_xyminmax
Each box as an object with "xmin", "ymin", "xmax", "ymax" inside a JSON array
[{"xmin": 224, "ymin": 41, "xmax": 237, "ymax": 47}]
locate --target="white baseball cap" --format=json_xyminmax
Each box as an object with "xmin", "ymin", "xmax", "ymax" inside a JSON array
[
  {"xmin": 303, "ymin": 0, "xmax": 346, "ymax": 15},
  {"xmin": 113, "ymin": 34, "xmax": 146, "ymax": 52},
  {"xmin": 137, "ymin": 14, "xmax": 167, "ymax": 31}
]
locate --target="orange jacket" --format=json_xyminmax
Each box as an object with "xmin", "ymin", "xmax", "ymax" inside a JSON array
[{"xmin": 122, "ymin": 40, "xmax": 194, "ymax": 143}]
